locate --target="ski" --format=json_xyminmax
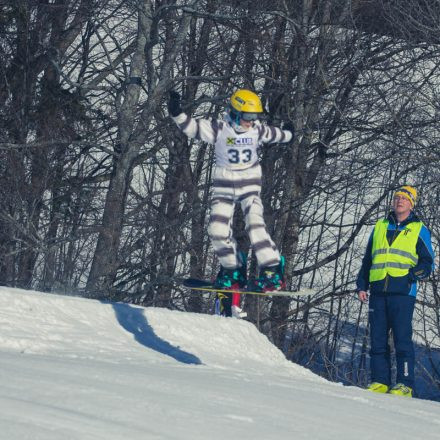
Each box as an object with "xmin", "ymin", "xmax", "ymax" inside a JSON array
[{"xmin": 181, "ymin": 278, "xmax": 315, "ymax": 297}]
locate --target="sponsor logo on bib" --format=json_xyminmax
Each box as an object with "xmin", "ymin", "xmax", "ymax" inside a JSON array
[{"xmin": 226, "ymin": 137, "xmax": 253, "ymax": 146}]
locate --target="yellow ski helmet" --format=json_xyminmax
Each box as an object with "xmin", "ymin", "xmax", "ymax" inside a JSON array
[{"xmin": 229, "ymin": 89, "xmax": 263, "ymax": 121}]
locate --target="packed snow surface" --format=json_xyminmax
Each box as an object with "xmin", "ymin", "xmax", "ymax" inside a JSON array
[{"xmin": 0, "ymin": 287, "xmax": 439, "ymax": 439}]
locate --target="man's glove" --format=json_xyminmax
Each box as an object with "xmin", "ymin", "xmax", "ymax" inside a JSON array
[
  {"xmin": 283, "ymin": 121, "xmax": 295, "ymax": 140},
  {"xmin": 168, "ymin": 91, "xmax": 182, "ymax": 117},
  {"xmin": 408, "ymin": 267, "xmax": 427, "ymax": 282}
]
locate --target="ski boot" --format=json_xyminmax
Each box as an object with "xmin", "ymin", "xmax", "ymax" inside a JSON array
[
  {"xmin": 231, "ymin": 305, "xmax": 248, "ymax": 319},
  {"xmin": 253, "ymin": 256, "xmax": 286, "ymax": 292},
  {"xmin": 214, "ymin": 252, "xmax": 247, "ymax": 317},
  {"xmin": 214, "ymin": 266, "xmax": 246, "ymax": 290},
  {"xmin": 366, "ymin": 382, "xmax": 389, "ymax": 393},
  {"xmin": 213, "ymin": 251, "xmax": 248, "ymax": 290},
  {"xmin": 389, "ymin": 383, "xmax": 412, "ymax": 397}
]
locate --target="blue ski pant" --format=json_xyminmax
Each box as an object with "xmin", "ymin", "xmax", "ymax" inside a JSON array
[{"xmin": 368, "ymin": 294, "xmax": 416, "ymax": 388}]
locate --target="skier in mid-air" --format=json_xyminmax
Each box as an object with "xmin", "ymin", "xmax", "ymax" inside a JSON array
[{"xmin": 168, "ymin": 89, "xmax": 294, "ymax": 316}]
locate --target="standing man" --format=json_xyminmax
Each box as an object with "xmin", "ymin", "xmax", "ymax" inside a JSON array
[
  {"xmin": 357, "ymin": 185, "xmax": 434, "ymax": 397},
  {"xmin": 168, "ymin": 89, "xmax": 294, "ymax": 316}
]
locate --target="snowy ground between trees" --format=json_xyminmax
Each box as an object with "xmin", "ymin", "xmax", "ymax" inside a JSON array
[{"xmin": 0, "ymin": 286, "xmax": 439, "ymax": 440}]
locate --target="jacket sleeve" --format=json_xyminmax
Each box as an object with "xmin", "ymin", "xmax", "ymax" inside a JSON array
[
  {"xmin": 409, "ymin": 224, "xmax": 435, "ymax": 281},
  {"xmin": 356, "ymin": 230, "xmax": 374, "ymax": 292},
  {"xmin": 258, "ymin": 124, "xmax": 293, "ymax": 145},
  {"xmin": 171, "ymin": 113, "xmax": 218, "ymax": 145}
]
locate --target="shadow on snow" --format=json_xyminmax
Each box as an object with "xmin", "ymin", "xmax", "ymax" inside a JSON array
[{"xmin": 110, "ymin": 302, "xmax": 202, "ymax": 365}]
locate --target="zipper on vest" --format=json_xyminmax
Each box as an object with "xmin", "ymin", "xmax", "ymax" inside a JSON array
[
  {"xmin": 384, "ymin": 222, "xmax": 399, "ymax": 293},
  {"xmin": 390, "ymin": 222, "xmax": 400, "ymax": 245},
  {"xmin": 384, "ymin": 222, "xmax": 403, "ymax": 293}
]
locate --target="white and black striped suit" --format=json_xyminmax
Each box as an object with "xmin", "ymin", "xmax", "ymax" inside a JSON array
[{"xmin": 172, "ymin": 112, "xmax": 293, "ymax": 269}]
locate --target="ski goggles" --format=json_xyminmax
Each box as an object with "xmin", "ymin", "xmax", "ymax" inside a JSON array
[{"xmin": 240, "ymin": 112, "xmax": 259, "ymax": 121}]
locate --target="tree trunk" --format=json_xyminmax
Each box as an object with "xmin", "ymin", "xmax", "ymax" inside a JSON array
[{"xmin": 86, "ymin": 1, "xmax": 194, "ymax": 295}]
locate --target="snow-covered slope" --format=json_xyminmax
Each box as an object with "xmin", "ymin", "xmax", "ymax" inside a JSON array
[{"xmin": 0, "ymin": 287, "xmax": 439, "ymax": 440}]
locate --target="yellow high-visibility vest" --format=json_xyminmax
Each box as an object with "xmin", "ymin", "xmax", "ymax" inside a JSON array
[{"xmin": 369, "ymin": 219, "xmax": 422, "ymax": 282}]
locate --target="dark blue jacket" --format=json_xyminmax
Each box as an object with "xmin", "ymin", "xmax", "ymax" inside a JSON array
[{"xmin": 356, "ymin": 211, "xmax": 434, "ymax": 297}]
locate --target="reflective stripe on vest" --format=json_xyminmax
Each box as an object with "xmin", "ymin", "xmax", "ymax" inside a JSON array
[{"xmin": 369, "ymin": 219, "xmax": 422, "ymax": 283}]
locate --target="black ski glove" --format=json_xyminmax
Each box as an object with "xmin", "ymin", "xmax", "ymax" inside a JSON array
[
  {"xmin": 408, "ymin": 267, "xmax": 428, "ymax": 282},
  {"xmin": 168, "ymin": 91, "xmax": 182, "ymax": 117},
  {"xmin": 283, "ymin": 121, "xmax": 295, "ymax": 140}
]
